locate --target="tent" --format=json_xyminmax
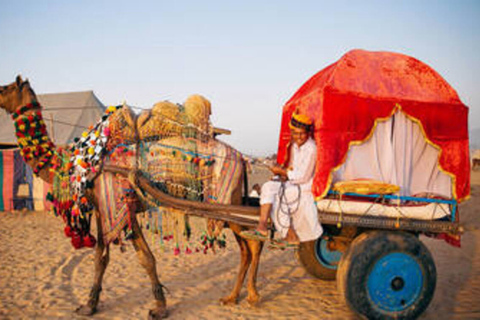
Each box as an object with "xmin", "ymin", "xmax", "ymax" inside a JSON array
[
  {"xmin": 0, "ymin": 90, "xmax": 106, "ymax": 146},
  {"xmin": 0, "ymin": 91, "xmax": 106, "ymax": 211},
  {"xmin": 277, "ymin": 49, "xmax": 470, "ymax": 202}
]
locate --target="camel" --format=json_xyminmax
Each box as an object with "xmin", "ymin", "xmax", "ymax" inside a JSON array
[{"xmin": 0, "ymin": 76, "xmax": 264, "ymax": 319}]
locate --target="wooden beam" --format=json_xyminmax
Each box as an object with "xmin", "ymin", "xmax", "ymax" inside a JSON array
[
  {"xmin": 213, "ymin": 126, "xmax": 231, "ymax": 136},
  {"xmin": 104, "ymin": 165, "xmax": 260, "ymax": 220},
  {"xmin": 318, "ymin": 211, "xmax": 461, "ymax": 234}
]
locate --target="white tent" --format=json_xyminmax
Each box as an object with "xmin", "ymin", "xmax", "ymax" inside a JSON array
[{"xmin": 0, "ymin": 91, "xmax": 105, "ymax": 146}]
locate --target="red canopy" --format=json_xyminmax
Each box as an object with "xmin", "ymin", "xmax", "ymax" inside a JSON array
[{"xmin": 277, "ymin": 49, "xmax": 470, "ymax": 201}]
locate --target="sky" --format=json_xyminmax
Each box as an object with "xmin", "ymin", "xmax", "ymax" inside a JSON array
[{"xmin": 1, "ymin": 0, "xmax": 479, "ymax": 156}]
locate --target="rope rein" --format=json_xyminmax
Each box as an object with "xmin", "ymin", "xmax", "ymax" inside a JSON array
[{"xmin": 275, "ymin": 181, "xmax": 301, "ymax": 229}]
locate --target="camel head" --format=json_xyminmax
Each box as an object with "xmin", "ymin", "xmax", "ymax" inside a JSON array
[{"xmin": 0, "ymin": 75, "xmax": 37, "ymax": 113}]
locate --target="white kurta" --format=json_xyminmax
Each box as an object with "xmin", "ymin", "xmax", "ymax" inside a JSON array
[{"xmin": 260, "ymin": 138, "xmax": 323, "ymax": 242}]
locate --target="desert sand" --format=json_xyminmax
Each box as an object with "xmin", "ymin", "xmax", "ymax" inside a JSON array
[{"xmin": 0, "ymin": 169, "xmax": 479, "ymax": 320}]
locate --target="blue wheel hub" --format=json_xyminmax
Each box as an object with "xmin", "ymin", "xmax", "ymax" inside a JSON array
[
  {"xmin": 367, "ymin": 252, "xmax": 424, "ymax": 312},
  {"xmin": 315, "ymin": 237, "xmax": 342, "ymax": 270}
]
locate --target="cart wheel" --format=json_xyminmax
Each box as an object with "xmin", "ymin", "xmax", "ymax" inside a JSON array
[
  {"xmin": 297, "ymin": 234, "xmax": 343, "ymax": 280},
  {"xmin": 337, "ymin": 231, "xmax": 436, "ymax": 320}
]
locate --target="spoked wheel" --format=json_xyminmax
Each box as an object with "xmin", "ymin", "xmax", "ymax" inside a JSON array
[
  {"xmin": 297, "ymin": 232, "xmax": 343, "ymax": 280},
  {"xmin": 337, "ymin": 231, "xmax": 436, "ymax": 320}
]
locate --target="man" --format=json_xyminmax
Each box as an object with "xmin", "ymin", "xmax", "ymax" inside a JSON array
[
  {"xmin": 241, "ymin": 112, "xmax": 323, "ymax": 248},
  {"xmin": 249, "ymin": 184, "xmax": 261, "ymax": 198}
]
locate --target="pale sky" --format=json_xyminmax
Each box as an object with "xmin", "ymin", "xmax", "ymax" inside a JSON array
[{"xmin": 1, "ymin": 0, "xmax": 479, "ymax": 156}]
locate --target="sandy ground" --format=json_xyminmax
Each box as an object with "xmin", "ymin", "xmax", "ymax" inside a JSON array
[{"xmin": 0, "ymin": 169, "xmax": 479, "ymax": 320}]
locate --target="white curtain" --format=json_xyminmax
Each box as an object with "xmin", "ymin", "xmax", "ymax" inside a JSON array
[{"xmin": 332, "ymin": 110, "xmax": 452, "ymax": 198}]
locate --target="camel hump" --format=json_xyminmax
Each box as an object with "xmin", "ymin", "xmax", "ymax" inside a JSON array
[
  {"xmin": 122, "ymin": 105, "xmax": 137, "ymax": 129},
  {"xmin": 152, "ymin": 101, "xmax": 180, "ymax": 119},
  {"xmin": 138, "ymin": 101, "xmax": 183, "ymax": 140},
  {"xmin": 106, "ymin": 105, "xmax": 138, "ymax": 147},
  {"xmin": 137, "ymin": 109, "xmax": 152, "ymax": 129},
  {"xmin": 184, "ymin": 94, "xmax": 212, "ymax": 134}
]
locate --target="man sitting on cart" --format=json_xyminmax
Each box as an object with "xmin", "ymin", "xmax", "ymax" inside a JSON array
[{"xmin": 241, "ymin": 112, "xmax": 323, "ymax": 248}]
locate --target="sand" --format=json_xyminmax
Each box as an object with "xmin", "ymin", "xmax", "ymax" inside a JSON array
[{"xmin": 0, "ymin": 169, "xmax": 479, "ymax": 319}]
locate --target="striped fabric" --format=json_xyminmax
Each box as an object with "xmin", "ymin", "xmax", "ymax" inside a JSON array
[
  {"xmin": 24, "ymin": 164, "xmax": 34, "ymax": 210},
  {"xmin": 0, "ymin": 150, "xmax": 4, "ymax": 210},
  {"xmin": 205, "ymin": 142, "xmax": 244, "ymax": 239},
  {"xmin": 213, "ymin": 144, "xmax": 243, "ymax": 204},
  {"xmin": 13, "ymin": 151, "xmax": 33, "ymax": 211},
  {"xmin": 0, "ymin": 149, "xmax": 52, "ymax": 212},
  {"xmin": 0, "ymin": 150, "xmax": 15, "ymax": 211},
  {"xmin": 96, "ymin": 172, "xmax": 137, "ymax": 244}
]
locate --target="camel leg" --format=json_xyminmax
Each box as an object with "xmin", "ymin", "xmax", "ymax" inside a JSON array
[
  {"xmin": 130, "ymin": 216, "xmax": 168, "ymax": 319},
  {"xmin": 245, "ymin": 238, "xmax": 264, "ymax": 306},
  {"xmin": 76, "ymin": 214, "xmax": 110, "ymax": 316},
  {"xmin": 219, "ymin": 229, "xmax": 251, "ymax": 305},
  {"xmin": 223, "ymin": 176, "xmax": 265, "ymax": 306}
]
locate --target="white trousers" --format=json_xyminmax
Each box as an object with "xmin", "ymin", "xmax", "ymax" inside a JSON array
[{"xmin": 260, "ymin": 181, "xmax": 323, "ymax": 242}]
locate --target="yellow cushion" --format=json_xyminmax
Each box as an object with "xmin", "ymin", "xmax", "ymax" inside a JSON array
[{"xmin": 333, "ymin": 180, "xmax": 400, "ymax": 195}]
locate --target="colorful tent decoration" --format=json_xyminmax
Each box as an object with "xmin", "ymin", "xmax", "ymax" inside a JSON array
[{"xmin": 277, "ymin": 49, "xmax": 470, "ymax": 202}]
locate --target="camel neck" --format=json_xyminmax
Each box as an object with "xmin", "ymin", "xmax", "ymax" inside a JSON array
[
  {"xmin": 11, "ymin": 101, "xmax": 41, "ymax": 119},
  {"xmin": 12, "ymin": 101, "xmax": 56, "ymax": 183}
]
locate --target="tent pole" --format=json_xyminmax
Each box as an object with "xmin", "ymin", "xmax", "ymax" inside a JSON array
[{"xmin": 50, "ymin": 114, "xmax": 55, "ymax": 143}]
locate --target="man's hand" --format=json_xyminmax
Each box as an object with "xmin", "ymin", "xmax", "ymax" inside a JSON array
[{"xmin": 270, "ymin": 165, "xmax": 287, "ymax": 178}]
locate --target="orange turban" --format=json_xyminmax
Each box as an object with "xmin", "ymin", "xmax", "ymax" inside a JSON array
[{"xmin": 289, "ymin": 112, "xmax": 313, "ymax": 131}]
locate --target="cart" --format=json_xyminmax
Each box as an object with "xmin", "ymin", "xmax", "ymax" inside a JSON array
[{"xmin": 270, "ymin": 49, "xmax": 471, "ymax": 319}]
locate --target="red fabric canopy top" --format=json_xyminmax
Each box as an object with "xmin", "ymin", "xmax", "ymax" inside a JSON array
[{"xmin": 277, "ymin": 49, "xmax": 470, "ymax": 202}]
